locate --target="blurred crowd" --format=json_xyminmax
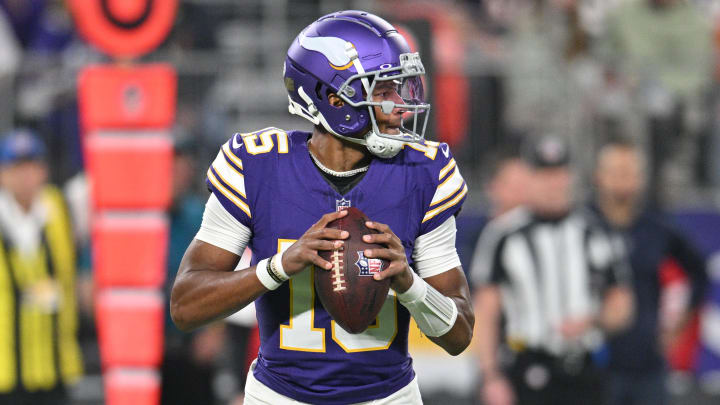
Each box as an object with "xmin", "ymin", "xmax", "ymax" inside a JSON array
[
  {"xmin": 0, "ymin": 0, "xmax": 719, "ymax": 404},
  {"xmin": 457, "ymin": 0, "xmax": 720, "ymax": 208}
]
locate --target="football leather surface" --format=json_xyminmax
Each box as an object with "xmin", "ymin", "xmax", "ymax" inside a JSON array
[{"xmin": 315, "ymin": 207, "xmax": 391, "ymax": 334}]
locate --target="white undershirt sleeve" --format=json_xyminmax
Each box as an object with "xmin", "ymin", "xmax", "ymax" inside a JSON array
[
  {"xmin": 195, "ymin": 193, "xmax": 252, "ymax": 256},
  {"xmin": 412, "ymin": 216, "xmax": 462, "ymax": 278}
]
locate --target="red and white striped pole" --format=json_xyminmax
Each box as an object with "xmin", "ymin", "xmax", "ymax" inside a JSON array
[{"xmin": 70, "ymin": 2, "xmax": 178, "ymax": 404}]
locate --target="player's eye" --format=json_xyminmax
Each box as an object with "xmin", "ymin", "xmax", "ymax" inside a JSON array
[{"xmin": 374, "ymin": 88, "xmax": 396, "ymax": 99}]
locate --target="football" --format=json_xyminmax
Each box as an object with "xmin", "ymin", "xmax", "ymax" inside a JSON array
[{"xmin": 315, "ymin": 207, "xmax": 391, "ymax": 334}]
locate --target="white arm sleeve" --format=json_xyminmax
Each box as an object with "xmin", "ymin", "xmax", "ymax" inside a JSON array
[
  {"xmin": 412, "ymin": 216, "xmax": 462, "ymax": 278},
  {"xmin": 194, "ymin": 193, "xmax": 252, "ymax": 255}
]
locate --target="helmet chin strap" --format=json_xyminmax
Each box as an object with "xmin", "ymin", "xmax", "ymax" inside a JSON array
[
  {"xmin": 363, "ymin": 131, "xmax": 404, "ymax": 158},
  {"xmin": 324, "ymin": 128, "xmax": 403, "ymax": 159}
]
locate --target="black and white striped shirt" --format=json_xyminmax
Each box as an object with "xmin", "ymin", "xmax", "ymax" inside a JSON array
[{"xmin": 470, "ymin": 207, "xmax": 629, "ymax": 355}]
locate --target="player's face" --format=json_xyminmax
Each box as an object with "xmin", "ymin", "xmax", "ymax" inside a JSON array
[
  {"xmin": 595, "ymin": 146, "xmax": 645, "ymax": 205},
  {"xmin": 370, "ymin": 80, "xmax": 405, "ymax": 135}
]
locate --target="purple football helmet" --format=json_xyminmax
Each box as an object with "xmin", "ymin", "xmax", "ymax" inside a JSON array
[{"xmin": 284, "ymin": 10, "xmax": 430, "ymax": 158}]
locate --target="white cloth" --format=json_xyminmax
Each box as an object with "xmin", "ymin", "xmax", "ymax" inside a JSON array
[
  {"xmin": 195, "ymin": 194, "xmax": 461, "ymax": 277},
  {"xmin": 195, "ymin": 193, "xmax": 251, "ymax": 255},
  {"xmin": 244, "ymin": 359, "xmax": 423, "ymax": 405},
  {"xmin": 412, "ymin": 216, "xmax": 462, "ymax": 278},
  {"xmin": 397, "ymin": 271, "xmax": 458, "ymax": 337},
  {"xmin": 0, "ymin": 190, "xmax": 48, "ymax": 255}
]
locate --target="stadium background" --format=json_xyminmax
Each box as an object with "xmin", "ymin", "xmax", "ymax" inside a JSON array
[{"xmin": 2, "ymin": 0, "xmax": 720, "ymax": 404}]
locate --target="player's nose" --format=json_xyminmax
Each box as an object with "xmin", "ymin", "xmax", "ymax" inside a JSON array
[{"xmin": 390, "ymin": 90, "xmax": 404, "ymax": 107}]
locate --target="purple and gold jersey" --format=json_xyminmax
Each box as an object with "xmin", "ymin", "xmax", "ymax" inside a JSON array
[{"xmin": 205, "ymin": 128, "xmax": 467, "ymax": 404}]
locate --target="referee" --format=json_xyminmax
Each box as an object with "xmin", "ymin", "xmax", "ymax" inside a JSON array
[{"xmin": 470, "ymin": 136, "xmax": 633, "ymax": 405}]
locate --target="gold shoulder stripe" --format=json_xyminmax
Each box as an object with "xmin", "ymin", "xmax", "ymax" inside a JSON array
[
  {"xmin": 222, "ymin": 142, "xmax": 243, "ymax": 170},
  {"xmin": 207, "ymin": 169, "xmax": 251, "ymax": 218},
  {"xmin": 438, "ymin": 159, "xmax": 456, "ymax": 181},
  {"xmin": 422, "ymin": 184, "xmax": 468, "ymax": 223},
  {"xmin": 211, "ymin": 165, "xmax": 247, "ymax": 200},
  {"xmin": 430, "ymin": 166, "xmax": 463, "ymax": 207},
  {"xmin": 212, "ymin": 151, "xmax": 247, "ymax": 199},
  {"xmin": 430, "ymin": 180, "xmax": 464, "ymax": 208}
]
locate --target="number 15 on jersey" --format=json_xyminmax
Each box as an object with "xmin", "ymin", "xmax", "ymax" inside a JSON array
[{"xmin": 276, "ymin": 239, "xmax": 398, "ymax": 353}]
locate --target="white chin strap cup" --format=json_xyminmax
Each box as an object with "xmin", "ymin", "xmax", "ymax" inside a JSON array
[{"xmin": 365, "ymin": 131, "xmax": 404, "ymax": 158}]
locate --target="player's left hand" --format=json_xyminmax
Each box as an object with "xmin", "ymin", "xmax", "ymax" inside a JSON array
[{"xmin": 362, "ymin": 221, "xmax": 414, "ymax": 293}]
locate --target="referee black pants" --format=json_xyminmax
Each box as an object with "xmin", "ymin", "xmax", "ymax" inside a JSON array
[{"xmin": 504, "ymin": 350, "xmax": 605, "ymax": 405}]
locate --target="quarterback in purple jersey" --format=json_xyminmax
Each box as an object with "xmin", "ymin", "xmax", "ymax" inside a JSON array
[{"xmin": 171, "ymin": 10, "xmax": 474, "ymax": 404}]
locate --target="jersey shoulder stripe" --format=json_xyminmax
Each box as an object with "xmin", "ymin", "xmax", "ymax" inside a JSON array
[
  {"xmin": 423, "ymin": 183, "xmax": 468, "ymax": 223},
  {"xmin": 429, "ymin": 162, "xmax": 464, "ymax": 208},
  {"xmin": 205, "ymin": 128, "xmax": 294, "ymax": 227},
  {"xmin": 207, "ymin": 167, "xmax": 251, "ymax": 218},
  {"xmin": 222, "ymin": 141, "xmax": 244, "ymax": 170},
  {"xmin": 438, "ymin": 158, "xmax": 456, "ymax": 180},
  {"xmin": 205, "ymin": 134, "xmax": 256, "ymax": 222},
  {"xmin": 211, "ymin": 149, "xmax": 247, "ymax": 199},
  {"xmin": 418, "ymin": 143, "xmax": 467, "ymax": 227}
]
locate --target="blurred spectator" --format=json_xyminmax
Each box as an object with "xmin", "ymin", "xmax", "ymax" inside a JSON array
[
  {"xmin": 0, "ymin": 0, "xmax": 74, "ymax": 52},
  {"xmin": 2, "ymin": 0, "xmax": 87, "ymax": 185},
  {"xmin": 162, "ymin": 142, "xmax": 225, "ymax": 405},
  {"xmin": 483, "ymin": 147, "xmax": 531, "ymax": 218},
  {"xmin": 0, "ymin": 128, "xmax": 83, "ymax": 405},
  {"xmin": 0, "ymin": 8, "xmax": 19, "ymax": 132},
  {"xmin": 470, "ymin": 135, "xmax": 632, "ymax": 405},
  {"xmin": 503, "ymin": 0, "xmax": 603, "ymax": 149},
  {"xmin": 597, "ymin": 0, "xmax": 714, "ymax": 203},
  {"xmin": 591, "ymin": 139, "xmax": 708, "ymax": 405}
]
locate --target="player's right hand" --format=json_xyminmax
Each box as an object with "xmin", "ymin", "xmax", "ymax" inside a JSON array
[{"xmin": 280, "ymin": 210, "xmax": 349, "ymax": 276}]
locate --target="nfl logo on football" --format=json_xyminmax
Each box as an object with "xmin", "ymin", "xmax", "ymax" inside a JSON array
[
  {"xmin": 336, "ymin": 198, "xmax": 351, "ymax": 211},
  {"xmin": 355, "ymin": 251, "xmax": 383, "ymax": 276}
]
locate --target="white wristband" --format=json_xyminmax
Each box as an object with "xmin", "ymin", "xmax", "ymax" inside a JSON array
[
  {"xmin": 255, "ymin": 258, "xmax": 283, "ymax": 290},
  {"xmin": 397, "ymin": 271, "xmax": 427, "ymax": 303},
  {"xmin": 398, "ymin": 271, "xmax": 458, "ymax": 337},
  {"xmin": 271, "ymin": 253, "xmax": 289, "ymax": 280}
]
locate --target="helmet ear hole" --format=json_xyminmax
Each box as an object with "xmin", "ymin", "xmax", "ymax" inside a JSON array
[{"xmin": 328, "ymin": 91, "xmax": 345, "ymax": 108}]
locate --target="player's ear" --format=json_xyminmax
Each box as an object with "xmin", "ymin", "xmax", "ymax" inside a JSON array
[{"xmin": 328, "ymin": 93, "xmax": 345, "ymax": 108}]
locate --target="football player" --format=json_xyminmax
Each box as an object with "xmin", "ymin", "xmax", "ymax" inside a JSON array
[{"xmin": 170, "ymin": 10, "xmax": 474, "ymax": 404}]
